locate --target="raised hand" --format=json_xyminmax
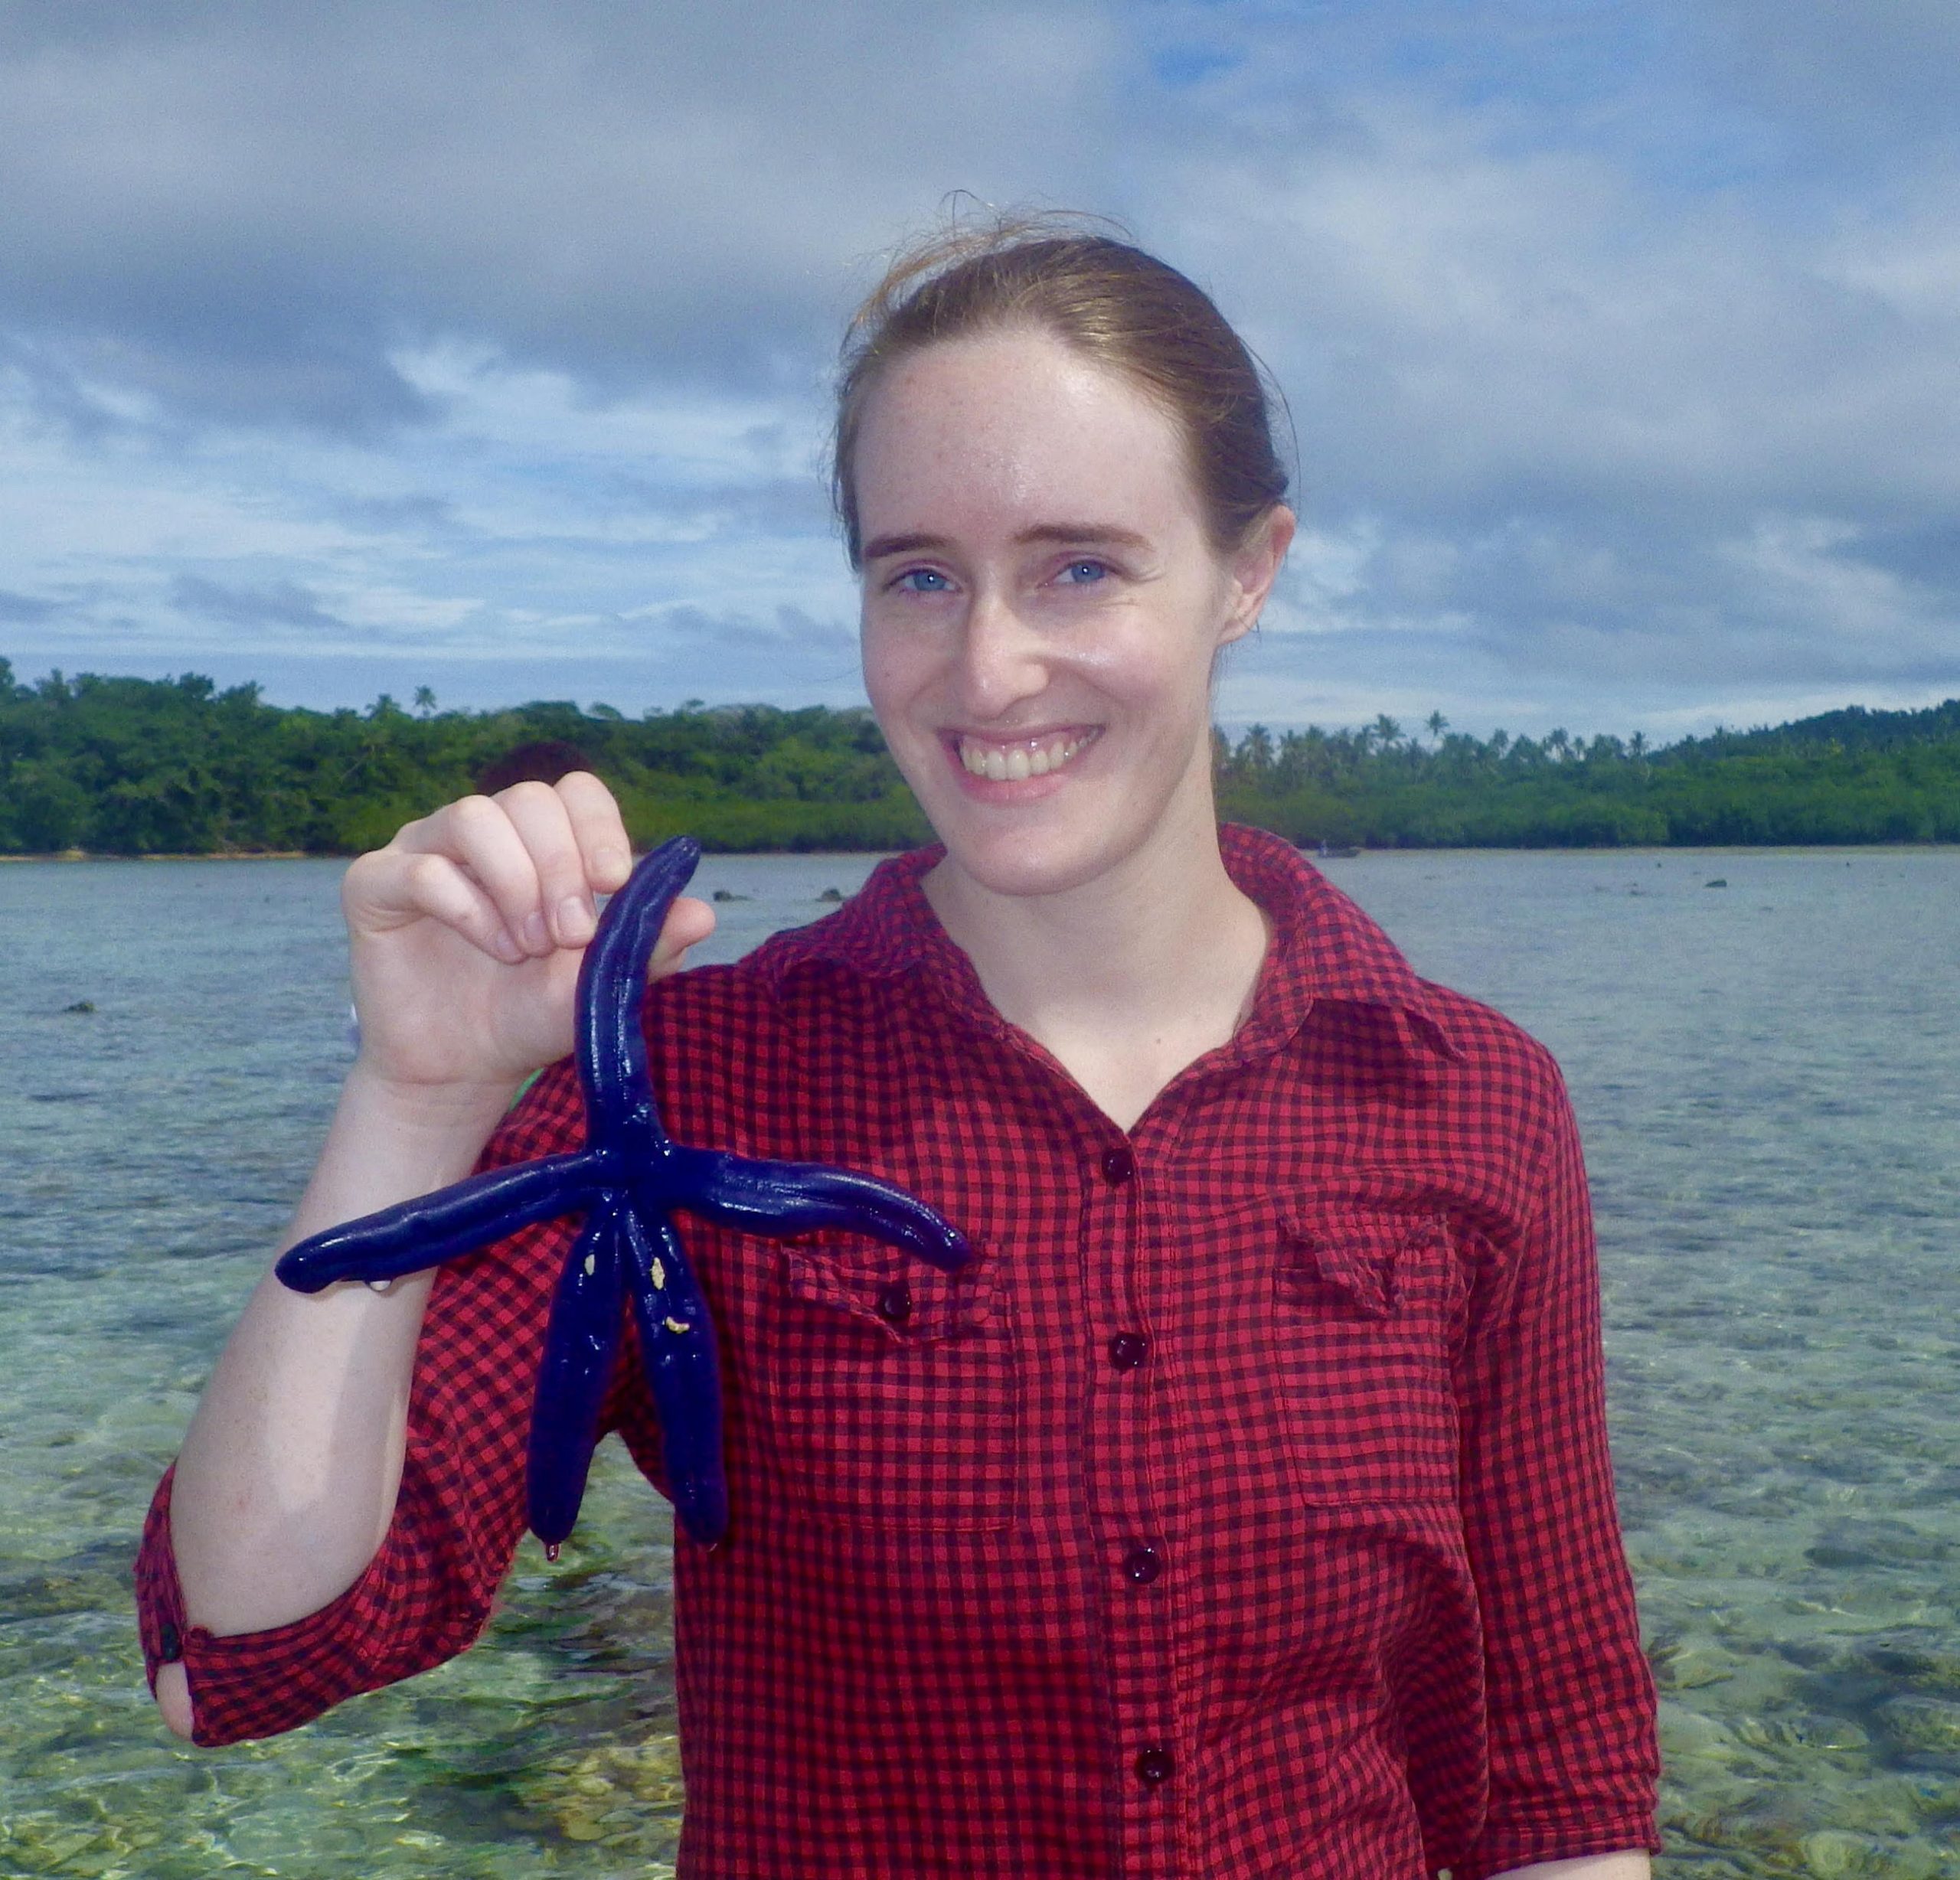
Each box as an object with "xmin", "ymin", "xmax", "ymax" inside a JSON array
[{"xmin": 339, "ymin": 772, "xmax": 710, "ymax": 1095}]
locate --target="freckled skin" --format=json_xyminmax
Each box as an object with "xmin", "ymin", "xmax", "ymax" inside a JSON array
[
  {"xmin": 855, "ymin": 328, "xmax": 1279, "ymax": 909},
  {"xmin": 276, "ymin": 836, "xmax": 969, "ymax": 1550}
]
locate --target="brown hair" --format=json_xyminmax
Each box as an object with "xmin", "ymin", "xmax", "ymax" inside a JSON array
[
  {"xmin": 474, "ymin": 739, "xmax": 595, "ymax": 795},
  {"xmin": 832, "ymin": 212, "xmax": 1292, "ymax": 567}
]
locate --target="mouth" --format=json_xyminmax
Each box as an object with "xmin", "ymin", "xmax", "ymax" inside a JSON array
[{"xmin": 952, "ymin": 728, "xmax": 1099, "ymax": 783}]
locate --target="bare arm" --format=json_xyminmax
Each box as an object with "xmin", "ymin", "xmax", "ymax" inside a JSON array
[
  {"xmin": 1494, "ymin": 1858, "xmax": 1651, "ymax": 1879},
  {"xmin": 155, "ymin": 775, "xmax": 710, "ymax": 1738}
]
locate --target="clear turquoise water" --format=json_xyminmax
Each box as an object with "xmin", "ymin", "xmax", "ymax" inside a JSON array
[{"xmin": 1, "ymin": 848, "xmax": 1956, "ymax": 1877}]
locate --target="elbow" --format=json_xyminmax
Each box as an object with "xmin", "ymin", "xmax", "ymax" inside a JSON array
[{"xmin": 154, "ymin": 1660, "xmax": 196, "ymax": 1741}]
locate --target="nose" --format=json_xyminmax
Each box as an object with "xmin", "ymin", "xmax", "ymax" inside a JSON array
[{"xmin": 952, "ymin": 587, "xmax": 1048, "ymax": 719}]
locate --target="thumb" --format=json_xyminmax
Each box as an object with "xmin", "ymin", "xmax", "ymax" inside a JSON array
[{"xmin": 648, "ymin": 895, "xmax": 716, "ymax": 980}]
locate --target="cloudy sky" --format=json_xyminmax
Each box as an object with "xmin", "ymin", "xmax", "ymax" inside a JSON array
[{"xmin": 2, "ymin": 1, "xmax": 1955, "ymax": 741}]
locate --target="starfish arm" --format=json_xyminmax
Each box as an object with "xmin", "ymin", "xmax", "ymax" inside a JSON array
[
  {"xmin": 662, "ymin": 1147, "xmax": 972, "ymax": 1274},
  {"xmin": 274, "ymin": 1151, "xmax": 607, "ymax": 1293},
  {"xmin": 526, "ymin": 1200, "xmax": 629, "ymax": 1552},
  {"xmin": 574, "ymin": 836, "xmax": 701, "ymax": 1137},
  {"xmin": 622, "ymin": 1209, "xmax": 729, "ymax": 1548}
]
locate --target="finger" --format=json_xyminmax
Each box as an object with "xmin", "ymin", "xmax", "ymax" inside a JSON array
[
  {"xmin": 552, "ymin": 772, "xmax": 633, "ymax": 896},
  {"xmin": 476, "ymin": 783, "xmax": 592, "ymax": 955},
  {"xmin": 648, "ymin": 895, "xmax": 716, "ymax": 980},
  {"xmin": 409, "ymin": 793, "xmax": 553, "ymax": 958},
  {"xmin": 344, "ymin": 844, "xmax": 528, "ymax": 964},
  {"xmin": 497, "ymin": 779, "xmax": 627, "ymax": 952}
]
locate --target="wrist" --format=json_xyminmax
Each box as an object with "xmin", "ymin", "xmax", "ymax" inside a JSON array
[
  {"xmin": 292, "ymin": 1063, "xmax": 523, "ymax": 1242},
  {"xmin": 339, "ymin": 1057, "xmax": 525, "ymax": 1141}
]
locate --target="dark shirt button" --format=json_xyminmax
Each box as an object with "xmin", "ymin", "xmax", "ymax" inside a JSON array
[
  {"xmin": 1108, "ymin": 1332, "xmax": 1148, "ymax": 1371},
  {"xmin": 157, "ymin": 1620, "xmax": 182, "ymax": 1662},
  {"xmin": 875, "ymin": 1281, "xmax": 913, "ymax": 1324},
  {"xmin": 1122, "ymin": 1544, "xmax": 1163, "ymax": 1585},
  {"xmin": 1135, "ymin": 1746, "xmax": 1173, "ymax": 1786},
  {"xmin": 1099, "ymin": 1146, "xmax": 1135, "ymax": 1186}
]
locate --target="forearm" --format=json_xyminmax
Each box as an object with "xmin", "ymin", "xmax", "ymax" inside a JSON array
[
  {"xmin": 168, "ymin": 1064, "xmax": 517, "ymax": 1638},
  {"xmin": 149, "ymin": 776, "xmax": 680, "ymax": 1739},
  {"xmin": 1493, "ymin": 1856, "xmax": 1651, "ymax": 1879}
]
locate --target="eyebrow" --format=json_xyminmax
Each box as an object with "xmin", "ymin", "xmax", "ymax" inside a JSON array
[{"xmin": 861, "ymin": 523, "xmax": 1155, "ymax": 562}]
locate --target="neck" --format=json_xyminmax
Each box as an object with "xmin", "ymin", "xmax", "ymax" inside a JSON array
[{"xmin": 923, "ymin": 802, "xmax": 1269, "ymax": 1131}]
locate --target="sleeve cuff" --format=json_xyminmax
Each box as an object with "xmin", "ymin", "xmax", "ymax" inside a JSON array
[
  {"xmin": 133, "ymin": 1456, "xmax": 489, "ymax": 1746},
  {"xmin": 1449, "ymin": 1816, "xmax": 1662, "ymax": 1880}
]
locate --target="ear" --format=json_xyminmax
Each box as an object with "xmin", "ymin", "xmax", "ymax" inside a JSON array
[{"xmin": 1218, "ymin": 506, "xmax": 1296, "ymax": 645}]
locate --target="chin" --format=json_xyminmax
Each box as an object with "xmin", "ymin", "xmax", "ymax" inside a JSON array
[
  {"xmin": 926, "ymin": 809, "xmax": 1143, "ymax": 903},
  {"xmin": 943, "ymin": 850, "xmax": 1094, "ymax": 902}
]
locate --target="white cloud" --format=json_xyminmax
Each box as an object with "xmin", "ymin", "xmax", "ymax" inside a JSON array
[{"xmin": 1, "ymin": 0, "xmax": 1956, "ymax": 736}]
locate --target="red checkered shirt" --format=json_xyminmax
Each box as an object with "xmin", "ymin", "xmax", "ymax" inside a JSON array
[{"xmin": 137, "ymin": 825, "xmax": 1659, "ymax": 1878}]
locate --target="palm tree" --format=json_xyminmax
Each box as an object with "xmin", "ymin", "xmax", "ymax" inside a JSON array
[{"xmin": 1236, "ymin": 723, "xmax": 1276, "ymax": 778}]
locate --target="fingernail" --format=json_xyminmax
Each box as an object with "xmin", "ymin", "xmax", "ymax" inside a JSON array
[
  {"xmin": 493, "ymin": 928, "xmax": 525, "ymax": 964},
  {"xmin": 521, "ymin": 911, "xmax": 549, "ymax": 952},
  {"xmin": 557, "ymin": 896, "xmax": 593, "ymax": 944}
]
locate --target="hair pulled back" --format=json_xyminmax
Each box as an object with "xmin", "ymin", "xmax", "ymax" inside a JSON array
[{"xmin": 833, "ymin": 212, "xmax": 1292, "ymax": 568}]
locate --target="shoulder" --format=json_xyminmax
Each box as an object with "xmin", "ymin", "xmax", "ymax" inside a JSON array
[
  {"xmin": 1225, "ymin": 824, "xmax": 1575, "ymax": 1156},
  {"xmin": 642, "ymin": 850, "xmax": 949, "ymax": 1123},
  {"xmin": 692, "ymin": 845, "xmax": 951, "ymax": 1011},
  {"xmin": 648, "ymin": 847, "xmax": 936, "ymax": 1034},
  {"xmin": 1414, "ymin": 976, "xmax": 1573, "ymax": 1132}
]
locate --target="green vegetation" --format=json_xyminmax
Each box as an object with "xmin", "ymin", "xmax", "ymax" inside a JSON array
[
  {"xmin": 2, "ymin": 659, "xmax": 1955, "ymax": 855},
  {"xmin": 1217, "ymin": 704, "xmax": 1960, "ymax": 849},
  {"xmin": 0, "ymin": 661, "xmax": 931, "ymax": 856}
]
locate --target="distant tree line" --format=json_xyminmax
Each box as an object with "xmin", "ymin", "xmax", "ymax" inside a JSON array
[
  {"xmin": 2, "ymin": 658, "xmax": 1955, "ymax": 855},
  {"xmin": 0, "ymin": 662, "xmax": 929, "ymax": 856},
  {"xmin": 1215, "ymin": 703, "xmax": 1960, "ymax": 849}
]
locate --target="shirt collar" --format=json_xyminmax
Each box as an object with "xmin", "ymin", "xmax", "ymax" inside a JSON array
[
  {"xmin": 1214, "ymin": 825, "xmax": 1462, "ymax": 1066},
  {"xmin": 757, "ymin": 824, "xmax": 1461, "ymax": 1066}
]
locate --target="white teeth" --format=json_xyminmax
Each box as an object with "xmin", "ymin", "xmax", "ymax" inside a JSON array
[{"xmin": 959, "ymin": 733, "xmax": 1086, "ymax": 780}]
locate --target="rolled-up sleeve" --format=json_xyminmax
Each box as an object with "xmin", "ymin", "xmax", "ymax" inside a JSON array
[
  {"xmin": 134, "ymin": 1066, "xmax": 599, "ymax": 1745},
  {"xmin": 1449, "ymin": 1066, "xmax": 1661, "ymax": 1878},
  {"xmin": 135, "ymin": 1420, "xmax": 518, "ymax": 1745}
]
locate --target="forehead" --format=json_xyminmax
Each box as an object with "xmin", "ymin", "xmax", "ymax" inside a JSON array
[{"xmin": 853, "ymin": 329, "xmax": 1202, "ymax": 540}]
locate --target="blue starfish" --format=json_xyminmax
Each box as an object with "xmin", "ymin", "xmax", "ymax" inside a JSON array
[{"xmin": 276, "ymin": 837, "xmax": 971, "ymax": 1551}]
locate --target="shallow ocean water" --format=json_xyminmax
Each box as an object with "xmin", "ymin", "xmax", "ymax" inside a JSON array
[{"xmin": 0, "ymin": 846, "xmax": 1955, "ymax": 1877}]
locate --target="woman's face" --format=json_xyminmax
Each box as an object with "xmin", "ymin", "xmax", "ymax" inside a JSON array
[{"xmin": 854, "ymin": 326, "xmax": 1289, "ymax": 904}]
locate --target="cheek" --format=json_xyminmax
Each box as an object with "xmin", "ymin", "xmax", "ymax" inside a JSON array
[
  {"xmin": 1072, "ymin": 617, "xmax": 1218, "ymax": 718},
  {"xmin": 859, "ymin": 624, "xmax": 933, "ymax": 743}
]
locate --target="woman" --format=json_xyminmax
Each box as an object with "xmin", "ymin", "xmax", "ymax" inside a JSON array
[{"xmin": 139, "ymin": 220, "xmax": 1659, "ymax": 1877}]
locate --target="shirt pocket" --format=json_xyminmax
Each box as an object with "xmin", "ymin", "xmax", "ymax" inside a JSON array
[
  {"xmin": 1272, "ymin": 1203, "xmax": 1463, "ymax": 1507},
  {"xmin": 759, "ymin": 1234, "xmax": 1018, "ymax": 1532}
]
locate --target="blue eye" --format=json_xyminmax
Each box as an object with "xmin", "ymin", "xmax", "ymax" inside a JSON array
[
  {"xmin": 895, "ymin": 569, "xmax": 951, "ymax": 593},
  {"xmin": 1058, "ymin": 559, "xmax": 1109, "ymax": 585}
]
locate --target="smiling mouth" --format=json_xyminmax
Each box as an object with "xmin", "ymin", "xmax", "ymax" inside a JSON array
[{"xmin": 954, "ymin": 729, "xmax": 1098, "ymax": 782}]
